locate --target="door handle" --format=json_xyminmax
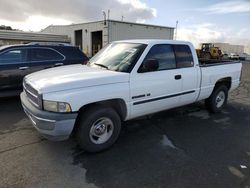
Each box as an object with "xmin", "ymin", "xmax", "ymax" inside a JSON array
[
  {"xmin": 19, "ymin": 66, "xmax": 29, "ymax": 70},
  {"xmin": 175, "ymin": 75, "xmax": 182, "ymax": 80},
  {"xmin": 54, "ymin": 63, "xmax": 64, "ymax": 66}
]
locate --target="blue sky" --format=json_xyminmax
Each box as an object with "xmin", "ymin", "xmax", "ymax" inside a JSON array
[
  {"xmin": 0, "ymin": 0, "xmax": 249, "ymax": 47},
  {"xmin": 143, "ymin": 0, "xmax": 250, "ymax": 46},
  {"xmin": 145, "ymin": 0, "xmax": 249, "ymax": 27}
]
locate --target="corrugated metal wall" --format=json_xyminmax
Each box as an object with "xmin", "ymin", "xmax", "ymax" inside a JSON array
[
  {"xmin": 108, "ymin": 20, "xmax": 174, "ymax": 42},
  {"xmin": 0, "ymin": 30, "xmax": 70, "ymax": 46}
]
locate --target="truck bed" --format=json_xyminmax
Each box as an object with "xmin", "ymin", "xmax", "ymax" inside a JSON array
[{"xmin": 197, "ymin": 61, "xmax": 242, "ymax": 101}]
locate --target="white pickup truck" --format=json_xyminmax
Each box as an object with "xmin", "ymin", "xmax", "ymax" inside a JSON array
[{"xmin": 21, "ymin": 40, "xmax": 242, "ymax": 152}]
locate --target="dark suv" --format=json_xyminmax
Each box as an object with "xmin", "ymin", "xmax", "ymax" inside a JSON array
[{"xmin": 0, "ymin": 43, "xmax": 88, "ymax": 97}]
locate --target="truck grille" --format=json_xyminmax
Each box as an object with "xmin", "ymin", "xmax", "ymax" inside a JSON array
[{"xmin": 23, "ymin": 80, "xmax": 41, "ymax": 108}]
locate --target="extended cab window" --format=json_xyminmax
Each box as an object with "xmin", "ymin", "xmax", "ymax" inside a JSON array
[
  {"xmin": 139, "ymin": 44, "xmax": 176, "ymax": 72},
  {"xmin": 29, "ymin": 48, "xmax": 64, "ymax": 62},
  {"xmin": 0, "ymin": 49, "xmax": 27, "ymax": 64},
  {"xmin": 173, "ymin": 45, "xmax": 194, "ymax": 68}
]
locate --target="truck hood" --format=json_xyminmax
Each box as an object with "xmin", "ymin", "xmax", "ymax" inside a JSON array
[{"xmin": 25, "ymin": 65, "xmax": 130, "ymax": 93}]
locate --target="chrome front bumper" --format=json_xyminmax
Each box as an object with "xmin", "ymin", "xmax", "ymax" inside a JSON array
[{"xmin": 20, "ymin": 92, "xmax": 78, "ymax": 141}]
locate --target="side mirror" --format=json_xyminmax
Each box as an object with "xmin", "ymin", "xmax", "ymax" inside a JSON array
[{"xmin": 140, "ymin": 59, "xmax": 159, "ymax": 72}]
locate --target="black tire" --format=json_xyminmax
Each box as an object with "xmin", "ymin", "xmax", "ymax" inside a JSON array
[
  {"xmin": 76, "ymin": 105, "xmax": 121, "ymax": 152},
  {"xmin": 205, "ymin": 85, "xmax": 228, "ymax": 113}
]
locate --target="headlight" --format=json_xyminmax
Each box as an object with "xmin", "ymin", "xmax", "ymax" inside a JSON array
[{"xmin": 43, "ymin": 100, "xmax": 72, "ymax": 113}]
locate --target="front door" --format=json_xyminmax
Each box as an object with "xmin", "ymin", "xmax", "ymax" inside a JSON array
[
  {"xmin": 0, "ymin": 48, "xmax": 29, "ymax": 92},
  {"xmin": 130, "ymin": 44, "xmax": 183, "ymax": 119}
]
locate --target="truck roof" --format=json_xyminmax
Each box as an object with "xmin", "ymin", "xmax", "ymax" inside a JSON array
[{"xmin": 114, "ymin": 39, "xmax": 193, "ymax": 46}]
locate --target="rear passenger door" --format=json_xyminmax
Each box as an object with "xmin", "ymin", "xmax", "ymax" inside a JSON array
[
  {"xmin": 27, "ymin": 47, "xmax": 65, "ymax": 74},
  {"xmin": 173, "ymin": 45, "xmax": 200, "ymax": 104}
]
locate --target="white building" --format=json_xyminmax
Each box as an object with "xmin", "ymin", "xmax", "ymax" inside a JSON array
[
  {"xmin": 41, "ymin": 20, "xmax": 174, "ymax": 57},
  {"xmin": 244, "ymin": 43, "xmax": 250, "ymax": 55},
  {"xmin": 213, "ymin": 42, "xmax": 244, "ymax": 55}
]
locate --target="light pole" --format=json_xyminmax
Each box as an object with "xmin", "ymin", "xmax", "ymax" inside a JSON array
[
  {"xmin": 175, "ymin": 20, "xmax": 178, "ymax": 40},
  {"xmin": 103, "ymin": 11, "xmax": 107, "ymax": 25},
  {"xmin": 108, "ymin": 9, "xmax": 110, "ymax": 20}
]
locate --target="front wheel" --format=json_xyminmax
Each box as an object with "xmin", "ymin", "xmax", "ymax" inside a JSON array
[
  {"xmin": 76, "ymin": 106, "xmax": 121, "ymax": 152},
  {"xmin": 205, "ymin": 85, "xmax": 228, "ymax": 113}
]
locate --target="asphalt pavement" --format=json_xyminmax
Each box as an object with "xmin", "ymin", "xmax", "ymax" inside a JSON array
[{"xmin": 0, "ymin": 62, "xmax": 250, "ymax": 188}]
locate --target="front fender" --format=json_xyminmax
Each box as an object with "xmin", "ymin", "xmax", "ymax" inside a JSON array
[{"xmin": 42, "ymin": 83, "xmax": 130, "ymax": 115}]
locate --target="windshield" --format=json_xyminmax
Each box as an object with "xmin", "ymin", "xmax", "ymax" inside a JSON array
[{"xmin": 88, "ymin": 42, "xmax": 147, "ymax": 73}]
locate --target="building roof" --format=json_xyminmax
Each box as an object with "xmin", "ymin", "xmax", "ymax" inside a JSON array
[
  {"xmin": 0, "ymin": 29, "xmax": 70, "ymax": 43},
  {"xmin": 110, "ymin": 19, "xmax": 174, "ymax": 29},
  {"xmin": 42, "ymin": 19, "xmax": 175, "ymax": 31}
]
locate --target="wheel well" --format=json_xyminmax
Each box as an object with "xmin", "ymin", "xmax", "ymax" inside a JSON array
[
  {"xmin": 78, "ymin": 99, "xmax": 127, "ymax": 121},
  {"xmin": 71, "ymin": 99, "xmax": 127, "ymax": 137},
  {"xmin": 215, "ymin": 77, "xmax": 232, "ymax": 90}
]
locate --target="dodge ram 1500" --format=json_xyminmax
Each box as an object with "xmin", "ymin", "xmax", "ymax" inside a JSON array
[{"xmin": 21, "ymin": 40, "xmax": 242, "ymax": 152}]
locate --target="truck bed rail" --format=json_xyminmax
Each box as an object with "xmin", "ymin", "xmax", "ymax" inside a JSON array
[{"xmin": 199, "ymin": 59, "xmax": 240, "ymax": 67}]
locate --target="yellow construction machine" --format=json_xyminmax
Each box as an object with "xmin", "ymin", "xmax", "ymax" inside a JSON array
[{"xmin": 196, "ymin": 43, "xmax": 223, "ymax": 60}]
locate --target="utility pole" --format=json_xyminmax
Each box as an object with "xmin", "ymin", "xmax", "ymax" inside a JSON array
[
  {"xmin": 108, "ymin": 9, "xmax": 110, "ymax": 20},
  {"xmin": 175, "ymin": 20, "xmax": 178, "ymax": 40},
  {"xmin": 103, "ymin": 11, "xmax": 107, "ymax": 25},
  {"xmin": 121, "ymin": 15, "xmax": 124, "ymax": 21}
]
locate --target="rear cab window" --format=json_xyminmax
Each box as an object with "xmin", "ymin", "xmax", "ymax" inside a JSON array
[{"xmin": 173, "ymin": 45, "xmax": 194, "ymax": 68}]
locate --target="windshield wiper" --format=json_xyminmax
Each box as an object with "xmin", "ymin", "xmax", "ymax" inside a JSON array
[{"xmin": 94, "ymin": 63, "xmax": 109, "ymax": 70}]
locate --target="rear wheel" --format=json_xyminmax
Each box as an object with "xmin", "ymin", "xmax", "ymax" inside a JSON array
[
  {"xmin": 205, "ymin": 85, "xmax": 228, "ymax": 113},
  {"xmin": 76, "ymin": 106, "xmax": 121, "ymax": 152}
]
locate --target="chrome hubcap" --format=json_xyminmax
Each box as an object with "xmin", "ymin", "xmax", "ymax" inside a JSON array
[
  {"xmin": 215, "ymin": 91, "xmax": 225, "ymax": 108},
  {"xmin": 89, "ymin": 117, "xmax": 114, "ymax": 144}
]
